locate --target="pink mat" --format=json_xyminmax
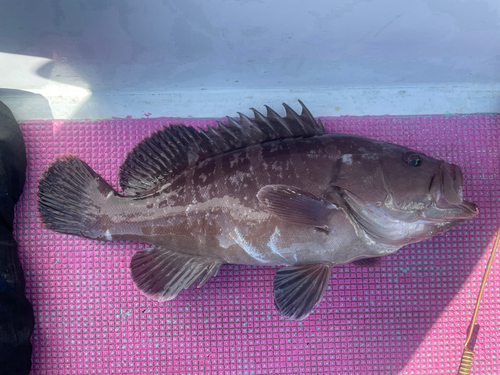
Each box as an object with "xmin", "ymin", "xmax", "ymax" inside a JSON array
[{"xmin": 14, "ymin": 113, "xmax": 499, "ymax": 374}]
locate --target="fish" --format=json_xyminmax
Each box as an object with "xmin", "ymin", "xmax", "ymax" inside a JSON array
[{"xmin": 37, "ymin": 101, "xmax": 479, "ymax": 320}]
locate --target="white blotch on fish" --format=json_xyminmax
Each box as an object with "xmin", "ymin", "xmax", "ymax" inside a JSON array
[
  {"xmin": 230, "ymin": 153, "xmax": 242, "ymax": 168},
  {"xmin": 232, "ymin": 228, "xmax": 269, "ymax": 263},
  {"xmin": 342, "ymin": 154, "xmax": 353, "ymax": 165},
  {"xmin": 267, "ymin": 227, "xmax": 286, "ymax": 260},
  {"xmin": 271, "ymin": 161, "xmax": 284, "ymax": 178},
  {"xmin": 105, "ymin": 230, "xmax": 112, "ymax": 241},
  {"xmin": 229, "ymin": 171, "xmax": 250, "ymax": 185}
]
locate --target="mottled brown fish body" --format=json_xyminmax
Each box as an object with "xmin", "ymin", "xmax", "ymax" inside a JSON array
[
  {"xmin": 95, "ymin": 135, "xmax": 393, "ymax": 266},
  {"xmin": 37, "ymin": 102, "xmax": 478, "ymax": 320}
]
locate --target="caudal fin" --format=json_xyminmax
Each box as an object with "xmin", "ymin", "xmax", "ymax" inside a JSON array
[{"xmin": 37, "ymin": 155, "xmax": 115, "ymax": 238}]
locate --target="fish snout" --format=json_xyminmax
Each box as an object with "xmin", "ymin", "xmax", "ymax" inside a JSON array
[
  {"xmin": 444, "ymin": 163, "xmax": 464, "ymax": 205},
  {"xmin": 430, "ymin": 162, "xmax": 463, "ymax": 208},
  {"xmin": 430, "ymin": 162, "xmax": 478, "ymax": 217}
]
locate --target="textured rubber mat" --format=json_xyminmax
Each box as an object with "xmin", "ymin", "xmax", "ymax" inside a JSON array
[{"xmin": 14, "ymin": 112, "xmax": 499, "ymax": 374}]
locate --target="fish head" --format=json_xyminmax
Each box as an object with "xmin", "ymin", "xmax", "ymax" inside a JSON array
[{"xmin": 331, "ymin": 136, "xmax": 478, "ymax": 246}]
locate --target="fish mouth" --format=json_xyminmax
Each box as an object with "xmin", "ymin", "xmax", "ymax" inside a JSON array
[{"xmin": 428, "ymin": 162, "xmax": 478, "ymax": 219}]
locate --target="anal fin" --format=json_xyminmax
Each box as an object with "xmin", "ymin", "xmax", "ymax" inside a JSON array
[
  {"xmin": 130, "ymin": 247, "xmax": 221, "ymax": 302},
  {"xmin": 273, "ymin": 263, "xmax": 332, "ymax": 320}
]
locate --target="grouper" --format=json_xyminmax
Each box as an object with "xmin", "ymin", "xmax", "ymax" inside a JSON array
[{"xmin": 37, "ymin": 101, "xmax": 478, "ymax": 320}]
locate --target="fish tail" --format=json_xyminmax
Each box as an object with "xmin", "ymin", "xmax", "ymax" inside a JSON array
[{"xmin": 37, "ymin": 154, "xmax": 116, "ymax": 239}]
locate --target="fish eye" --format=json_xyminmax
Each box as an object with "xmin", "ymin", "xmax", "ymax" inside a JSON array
[{"xmin": 404, "ymin": 153, "xmax": 422, "ymax": 167}]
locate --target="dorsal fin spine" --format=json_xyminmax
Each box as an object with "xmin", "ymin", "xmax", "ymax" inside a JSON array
[
  {"xmin": 250, "ymin": 108, "xmax": 281, "ymax": 138},
  {"xmin": 264, "ymin": 105, "xmax": 294, "ymax": 136},
  {"xmin": 225, "ymin": 117, "xmax": 249, "ymax": 143},
  {"xmin": 226, "ymin": 116, "xmax": 243, "ymax": 131},
  {"xmin": 217, "ymin": 121, "xmax": 241, "ymax": 144},
  {"xmin": 298, "ymin": 100, "xmax": 316, "ymax": 124},
  {"xmin": 282, "ymin": 103, "xmax": 307, "ymax": 133},
  {"xmin": 237, "ymin": 112, "xmax": 267, "ymax": 141}
]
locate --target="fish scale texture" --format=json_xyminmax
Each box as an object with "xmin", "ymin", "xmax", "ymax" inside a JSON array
[{"xmin": 13, "ymin": 113, "xmax": 499, "ymax": 374}]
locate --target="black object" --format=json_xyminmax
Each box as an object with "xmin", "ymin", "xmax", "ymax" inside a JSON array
[{"xmin": 0, "ymin": 101, "xmax": 34, "ymax": 374}]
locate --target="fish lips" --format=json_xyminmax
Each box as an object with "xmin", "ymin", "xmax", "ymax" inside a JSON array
[{"xmin": 428, "ymin": 162, "xmax": 478, "ymax": 220}]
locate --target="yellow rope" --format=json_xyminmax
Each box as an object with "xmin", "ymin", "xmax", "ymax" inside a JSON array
[{"xmin": 457, "ymin": 226, "xmax": 500, "ymax": 374}]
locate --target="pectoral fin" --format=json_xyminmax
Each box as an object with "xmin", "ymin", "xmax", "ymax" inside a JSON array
[
  {"xmin": 130, "ymin": 246, "xmax": 221, "ymax": 302},
  {"xmin": 257, "ymin": 185, "xmax": 338, "ymax": 230},
  {"xmin": 273, "ymin": 263, "xmax": 332, "ymax": 320}
]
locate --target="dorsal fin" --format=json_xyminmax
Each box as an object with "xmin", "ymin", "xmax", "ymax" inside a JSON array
[{"xmin": 118, "ymin": 101, "xmax": 325, "ymax": 195}]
